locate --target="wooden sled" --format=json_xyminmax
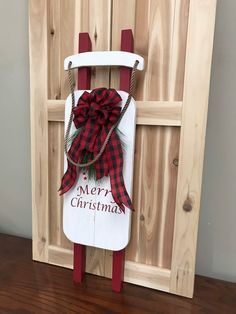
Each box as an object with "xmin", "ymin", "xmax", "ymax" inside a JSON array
[{"xmin": 62, "ymin": 30, "xmax": 144, "ymax": 292}]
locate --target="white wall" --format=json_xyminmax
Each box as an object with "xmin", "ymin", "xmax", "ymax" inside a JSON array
[
  {"xmin": 0, "ymin": 0, "xmax": 235, "ymax": 282},
  {"xmin": 0, "ymin": 0, "xmax": 31, "ymax": 238},
  {"xmin": 196, "ymin": 0, "xmax": 236, "ymax": 282}
]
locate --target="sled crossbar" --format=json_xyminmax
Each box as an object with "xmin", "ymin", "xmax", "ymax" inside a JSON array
[{"xmin": 64, "ymin": 51, "xmax": 144, "ymax": 71}]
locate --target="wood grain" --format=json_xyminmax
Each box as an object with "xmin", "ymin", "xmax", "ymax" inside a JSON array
[
  {"xmin": 48, "ymin": 122, "xmax": 72, "ymax": 250},
  {"xmin": 170, "ymin": 0, "xmax": 217, "ymax": 297},
  {"xmin": 1, "ymin": 234, "xmax": 236, "ymax": 314},
  {"xmin": 48, "ymin": 245, "xmax": 73, "ymax": 268},
  {"xmin": 29, "ymin": 0, "xmax": 49, "ymax": 263},
  {"xmin": 124, "ymin": 261, "xmax": 170, "ymax": 292},
  {"xmin": 60, "ymin": 0, "xmax": 77, "ymax": 99},
  {"xmin": 47, "ymin": 99, "xmax": 183, "ymax": 126},
  {"xmin": 169, "ymin": 0, "xmax": 189, "ymax": 100},
  {"xmin": 126, "ymin": 126, "xmax": 180, "ymax": 269},
  {"xmin": 111, "ymin": 0, "xmax": 189, "ymax": 101},
  {"xmin": 134, "ymin": 0, "xmax": 176, "ymax": 100},
  {"xmin": 47, "ymin": 0, "xmax": 61, "ymax": 100},
  {"xmin": 48, "ymin": 0, "xmax": 112, "ymax": 95},
  {"xmin": 110, "ymin": 0, "xmax": 136, "ymax": 90},
  {"xmin": 136, "ymin": 101, "xmax": 182, "ymax": 125}
]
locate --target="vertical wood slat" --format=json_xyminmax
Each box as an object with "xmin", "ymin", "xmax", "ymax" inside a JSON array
[
  {"xmin": 110, "ymin": 0, "xmax": 136, "ymax": 90},
  {"xmin": 77, "ymin": 33, "xmax": 92, "ymax": 89},
  {"xmin": 168, "ymin": 0, "xmax": 189, "ymax": 100},
  {"xmin": 126, "ymin": 126, "xmax": 180, "ymax": 268},
  {"xmin": 45, "ymin": 0, "xmax": 71, "ymax": 260},
  {"xmin": 48, "ymin": 122, "xmax": 65, "ymax": 248},
  {"xmin": 136, "ymin": 0, "xmax": 176, "ymax": 101},
  {"xmin": 60, "ymin": 0, "xmax": 76, "ymax": 99},
  {"xmin": 170, "ymin": 0, "xmax": 217, "ymax": 298},
  {"xmin": 29, "ymin": 0, "xmax": 49, "ymax": 262},
  {"xmin": 73, "ymin": 0, "xmax": 112, "ymax": 89},
  {"xmin": 47, "ymin": 0, "xmax": 61, "ymax": 100},
  {"xmin": 47, "ymin": 0, "xmax": 72, "ymax": 251}
]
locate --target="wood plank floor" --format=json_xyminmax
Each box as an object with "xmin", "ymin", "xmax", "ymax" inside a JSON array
[{"xmin": 0, "ymin": 234, "xmax": 235, "ymax": 314}]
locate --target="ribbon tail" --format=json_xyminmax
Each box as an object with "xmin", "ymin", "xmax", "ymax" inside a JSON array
[
  {"xmin": 107, "ymin": 131, "xmax": 134, "ymax": 212},
  {"xmin": 109, "ymin": 169, "xmax": 133, "ymax": 213},
  {"xmin": 59, "ymin": 132, "xmax": 83, "ymax": 195},
  {"xmin": 59, "ymin": 161, "xmax": 77, "ymax": 195}
]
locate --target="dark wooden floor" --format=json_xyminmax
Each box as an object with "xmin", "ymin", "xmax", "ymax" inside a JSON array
[{"xmin": 0, "ymin": 234, "xmax": 235, "ymax": 314}]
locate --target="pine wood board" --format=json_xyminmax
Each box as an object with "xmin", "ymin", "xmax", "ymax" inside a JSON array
[
  {"xmin": 48, "ymin": 122, "xmax": 71, "ymax": 250},
  {"xmin": 29, "ymin": 0, "xmax": 49, "ymax": 263},
  {"xmin": 47, "ymin": 245, "xmax": 171, "ymax": 292},
  {"xmin": 126, "ymin": 125, "xmax": 180, "ymax": 269},
  {"xmin": 47, "ymin": 99, "xmax": 183, "ymax": 126},
  {"xmin": 111, "ymin": 0, "xmax": 189, "ymax": 101},
  {"xmin": 169, "ymin": 0, "xmax": 217, "ymax": 297}
]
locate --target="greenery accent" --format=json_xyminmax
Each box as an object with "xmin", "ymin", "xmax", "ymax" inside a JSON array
[
  {"xmin": 80, "ymin": 150, "xmax": 96, "ymax": 179},
  {"xmin": 67, "ymin": 127, "xmax": 83, "ymax": 145}
]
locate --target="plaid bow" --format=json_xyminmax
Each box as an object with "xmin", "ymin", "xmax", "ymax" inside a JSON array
[{"xmin": 59, "ymin": 88, "xmax": 133, "ymax": 213}]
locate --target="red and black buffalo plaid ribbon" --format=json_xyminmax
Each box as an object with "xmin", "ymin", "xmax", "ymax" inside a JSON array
[{"xmin": 59, "ymin": 88, "xmax": 133, "ymax": 213}]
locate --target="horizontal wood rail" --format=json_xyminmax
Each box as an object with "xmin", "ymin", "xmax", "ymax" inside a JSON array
[
  {"xmin": 48, "ymin": 245, "xmax": 170, "ymax": 292},
  {"xmin": 124, "ymin": 261, "xmax": 170, "ymax": 292},
  {"xmin": 47, "ymin": 100, "xmax": 182, "ymax": 126}
]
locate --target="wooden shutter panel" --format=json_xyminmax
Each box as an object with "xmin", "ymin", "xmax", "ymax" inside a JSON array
[{"xmin": 29, "ymin": 0, "xmax": 216, "ymax": 298}]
